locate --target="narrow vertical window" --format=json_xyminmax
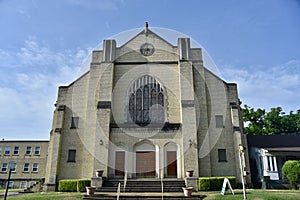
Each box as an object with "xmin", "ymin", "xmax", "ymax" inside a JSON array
[
  {"xmin": 5, "ymin": 146, "xmax": 10, "ymax": 155},
  {"xmin": 1, "ymin": 163, "xmax": 8, "ymax": 172},
  {"xmin": 32, "ymin": 163, "xmax": 39, "ymax": 172},
  {"xmin": 13, "ymin": 146, "xmax": 19, "ymax": 155},
  {"xmin": 25, "ymin": 146, "xmax": 31, "ymax": 155},
  {"xmin": 34, "ymin": 147, "xmax": 40, "ymax": 155},
  {"xmin": 67, "ymin": 149, "xmax": 76, "ymax": 162},
  {"xmin": 23, "ymin": 163, "xmax": 30, "ymax": 172},
  {"xmin": 218, "ymin": 149, "xmax": 227, "ymax": 162},
  {"xmin": 215, "ymin": 115, "xmax": 224, "ymax": 128},
  {"xmin": 10, "ymin": 163, "xmax": 16, "ymax": 172},
  {"xmin": 71, "ymin": 117, "xmax": 79, "ymax": 129}
]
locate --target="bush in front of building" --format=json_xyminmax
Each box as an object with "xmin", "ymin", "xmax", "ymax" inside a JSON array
[
  {"xmin": 77, "ymin": 179, "xmax": 91, "ymax": 192},
  {"xmin": 198, "ymin": 177, "xmax": 211, "ymax": 191},
  {"xmin": 198, "ymin": 176, "xmax": 236, "ymax": 191},
  {"xmin": 58, "ymin": 179, "xmax": 91, "ymax": 192},
  {"xmin": 282, "ymin": 160, "xmax": 300, "ymax": 189},
  {"xmin": 58, "ymin": 180, "xmax": 78, "ymax": 192}
]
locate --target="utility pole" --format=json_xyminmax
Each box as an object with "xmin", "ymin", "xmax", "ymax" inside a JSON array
[
  {"xmin": 239, "ymin": 144, "xmax": 247, "ymax": 200},
  {"xmin": 4, "ymin": 161, "xmax": 15, "ymax": 200}
]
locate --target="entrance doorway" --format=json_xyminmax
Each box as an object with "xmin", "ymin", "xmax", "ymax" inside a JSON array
[
  {"xmin": 115, "ymin": 151, "xmax": 125, "ymax": 177},
  {"xmin": 166, "ymin": 151, "xmax": 177, "ymax": 177},
  {"xmin": 136, "ymin": 151, "xmax": 155, "ymax": 177}
]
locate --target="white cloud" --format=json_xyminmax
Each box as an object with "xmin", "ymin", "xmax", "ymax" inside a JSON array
[
  {"xmin": 0, "ymin": 38, "xmax": 91, "ymax": 139},
  {"xmin": 221, "ymin": 60, "xmax": 300, "ymax": 112}
]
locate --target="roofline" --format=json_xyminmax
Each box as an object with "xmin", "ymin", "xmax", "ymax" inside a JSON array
[{"xmin": 0, "ymin": 140, "xmax": 49, "ymax": 143}]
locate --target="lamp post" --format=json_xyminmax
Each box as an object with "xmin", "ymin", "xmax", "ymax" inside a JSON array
[
  {"xmin": 239, "ymin": 144, "xmax": 247, "ymax": 200},
  {"xmin": 4, "ymin": 161, "xmax": 15, "ymax": 200}
]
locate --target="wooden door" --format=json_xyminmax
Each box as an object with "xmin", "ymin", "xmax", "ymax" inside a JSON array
[
  {"xmin": 115, "ymin": 151, "xmax": 125, "ymax": 177},
  {"xmin": 167, "ymin": 151, "xmax": 177, "ymax": 177},
  {"xmin": 136, "ymin": 151, "xmax": 155, "ymax": 177}
]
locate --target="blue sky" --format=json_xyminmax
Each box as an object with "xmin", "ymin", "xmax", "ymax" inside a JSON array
[{"xmin": 0, "ymin": 0, "xmax": 300, "ymax": 139}]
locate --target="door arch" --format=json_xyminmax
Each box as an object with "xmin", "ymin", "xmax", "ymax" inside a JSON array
[
  {"xmin": 164, "ymin": 142, "xmax": 180, "ymax": 178},
  {"xmin": 134, "ymin": 141, "xmax": 156, "ymax": 178}
]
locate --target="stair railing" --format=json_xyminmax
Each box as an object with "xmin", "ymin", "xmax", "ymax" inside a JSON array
[
  {"xmin": 123, "ymin": 170, "xmax": 127, "ymax": 192},
  {"xmin": 161, "ymin": 173, "xmax": 164, "ymax": 200},
  {"xmin": 117, "ymin": 182, "xmax": 121, "ymax": 200}
]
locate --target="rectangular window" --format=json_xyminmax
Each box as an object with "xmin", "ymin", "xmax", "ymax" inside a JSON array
[
  {"xmin": 23, "ymin": 163, "xmax": 30, "ymax": 172},
  {"xmin": 32, "ymin": 163, "xmax": 39, "ymax": 172},
  {"xmin": 10, "ymin": 163, "xmax": 16, "ymax": 172},
  {"xmin": 1, "ymin": 163, "xmax": 8, "ymax": 172},
  {"xmin": 218, "ymin": 149, "xmax": 227, "ymax": 162},
  {"xmin": 5, "ymin": 146, "xmax": 10, "ymax": 155},
  {"xmin": 8, "ymin": 181, "xmax": 14, "ymax": 189},
  {"xmin": 20, "ymin": 181, "xmax": 27, "ymax": 189},
  {"xmin": 67, "ymin": 149, "xmax": 76, "ymax": 162},
  {"xmin": 25, "ymin": 146, "xmax": 32, "ymax": 155},
  {"xmin": 13, "ymin": 146, "xmax": 19, "ymax": 155},
  {"xmin": 71, "ymin": 117, "xmax": 79, "ymax": 129},
  {"xmin": 267, "ymin": 156, "xmax": 271, "ymax": 171},
  {"xmin": 0, "ymin": 146, "xmax": 2, "ymax": 155},
  {"xmin": 215, "ymin": 115, "xmax": 224, "ymax": 128},
  {"xmin": 34, "ymin": 147, "xmax": 40, "ymax": 155}
]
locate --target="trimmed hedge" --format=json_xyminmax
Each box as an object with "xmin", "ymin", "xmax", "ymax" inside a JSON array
[
  {"xmin": 198, "ymin": 176, "xmax": 236, "ymax": 191},
  {"xmin": 198, "ymin": 177, "xmax": 210, "ymax": 191},
  {"xmin": 58, "ymin": 180, "xmax": 78, "ymax": 192},
  {"xmin": 77, "ymin": 179, "xmax": 91, "ymax": 192},
  {"xmin": 58, "ymin": 179, "xmax": 91, "ymax": 192}
]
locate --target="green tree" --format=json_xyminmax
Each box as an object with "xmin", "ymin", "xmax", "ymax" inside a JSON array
[
  {"xmin": 242, "ymin": 105, "xmax": 266, "ymax": 135},
  {"xmin": 242, "ymin": 105, "xmax": 300, "ymax": 135},
  {"xmin": 282, "ymin": 160, "xmax": 300, "ymax": 189}
]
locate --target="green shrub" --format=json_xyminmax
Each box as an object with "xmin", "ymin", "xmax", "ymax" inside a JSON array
[
  {"xmin": 210, "ymin": 177, "xmax": 224, "ymax": 190},
  {"xmin": 198, "ymin": 176, "xmax": 236, "ymax": 191},
  {"xmin": 58, "ymin": 180, "xmax": 78, "ymax": 192},
  {"xmin": 77, "ymin": 179, "xmax": 91, "ymax": 192},
  {"xmin": 282, "ymin": 160, "xmax": 300, "ymax": 189},
  {"xmin": 198, "ymin": 178, "xmax": 210, "ymax": 191}
]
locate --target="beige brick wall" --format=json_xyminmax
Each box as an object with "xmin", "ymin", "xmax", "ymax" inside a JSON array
[
  {"xmin": 45, "ymin": 28, "xmax": 250, "ymax": 187},
  {"xmin": 0, "ymin": 141, "xmax": 48, "ymax": 189}
]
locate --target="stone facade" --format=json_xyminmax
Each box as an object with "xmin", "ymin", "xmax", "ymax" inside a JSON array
[
  {"xmin": 45, "ymin": 24, "xmax": 250, "ymax": 190},
  {"xmin": 0, "ymin": 140, "xmax": 48, "ymax": 189}
]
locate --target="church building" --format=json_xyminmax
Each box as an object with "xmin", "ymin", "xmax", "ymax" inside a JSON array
[{"xmin": 44, "ymin": 23, "xmax": 250, "ymax": 191}]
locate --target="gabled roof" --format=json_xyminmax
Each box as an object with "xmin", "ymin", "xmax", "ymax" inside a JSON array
[{"xmin": 119, "ymin": 24, "xmax": 175, "ymax": 49}]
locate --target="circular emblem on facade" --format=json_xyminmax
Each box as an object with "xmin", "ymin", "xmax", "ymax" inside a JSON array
[{"xmin": 140, "ymin": 43, "xmax": 155, "ymax": 56}]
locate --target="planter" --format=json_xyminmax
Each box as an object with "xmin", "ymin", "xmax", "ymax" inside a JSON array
[
  {"xmin": 182, "ymin": 187, "xmax": 193, "ymax": 197},
  {"xmin": 86, "ymin": 186, "xmax": 96, "ymax": 195},
  {"xmin": 186, "ymin": 170, "xmax": 194, "ymax": 177},
  {"xmin": 95, "ymin": 170, "xmax": 104, "ymax": 177}
]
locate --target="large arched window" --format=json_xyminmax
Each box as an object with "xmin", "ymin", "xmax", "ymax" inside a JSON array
[{"xmin": 128, "ymin": 75, "xmax": 165, "ymax": 126}]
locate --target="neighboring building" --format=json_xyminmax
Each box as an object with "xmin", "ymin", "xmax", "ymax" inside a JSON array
[
  {"xmin": 44, "ymin": 23, "xmax": 250, "ymax": 191},
  {"xmin": 247, "ymin": 135, "xmax": 300, "ymax": 188},
  {"xmin": 0, "ymin": 140, "xmax": 49, "ymax": 189}
]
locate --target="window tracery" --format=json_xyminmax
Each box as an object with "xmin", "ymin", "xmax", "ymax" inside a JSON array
[{"xmin": 128, "ymin": 75, "xmax": 165, "ymax": 126}]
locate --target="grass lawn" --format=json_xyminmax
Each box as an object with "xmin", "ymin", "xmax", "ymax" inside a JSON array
[
  {"xmin": 200, "ymin": 189, "xmax": 300, "ymax": 200},
  {"xmin": 6, "ymin": 192, "xmax": 83, "ymax": 200},
  {"xmin": 2, "ymin": 189, "xmax": 300, "ymax": 200}
]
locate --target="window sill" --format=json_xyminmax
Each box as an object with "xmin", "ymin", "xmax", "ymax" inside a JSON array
[{"xmin": 218, "ymin": 160, "xmax": 228, "ymax": 163}]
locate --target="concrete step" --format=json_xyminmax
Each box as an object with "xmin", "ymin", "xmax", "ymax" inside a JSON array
[
  {"xmin": 83, "ymin": 192, "xmax": 206, "ymax": 200},
  {"xmin": 97, "ymin": 187, "xmax": 183, "ymax": 192},
  {"xmin": 99, "ymin": 179, "xmax": 186, "ymax": 193}
]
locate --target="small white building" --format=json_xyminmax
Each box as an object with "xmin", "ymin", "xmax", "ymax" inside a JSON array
[{"xmin": 247, "ymin": 135, "xmax": 300, "ymax": 188}]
